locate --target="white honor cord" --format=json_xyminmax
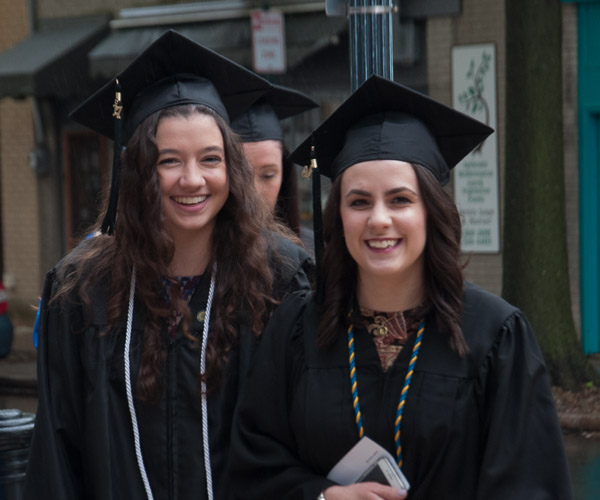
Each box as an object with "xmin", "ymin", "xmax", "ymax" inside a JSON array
[
  {"xmin": 124, "ymin": 265, "xmax": 217, "ymax": 500},
  {"xmin": 124, "ymin": 266, "xmax": 155, "ymax": 500},
  {"xmin": 200, "ymin": 262, "xmax": 217, "ymax": 500}
]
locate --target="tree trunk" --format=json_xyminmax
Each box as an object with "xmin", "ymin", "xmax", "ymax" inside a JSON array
[{"xmin": 503, "ymin": 0, "xmax": 598, "ymax": 389}]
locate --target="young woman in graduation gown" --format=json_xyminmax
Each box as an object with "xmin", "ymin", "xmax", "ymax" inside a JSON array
[
  {"xmin": 229, "ymin": 76, "xmax": 573, "ymax": 500},
  {"xmin": 23, "ymin": 31, "xmax": 312, "ymax": 500}
]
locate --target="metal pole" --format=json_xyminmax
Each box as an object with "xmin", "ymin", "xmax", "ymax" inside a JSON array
[{"xmin": 348, "ymin": 0, "xmax": 394, "ymax": 92}]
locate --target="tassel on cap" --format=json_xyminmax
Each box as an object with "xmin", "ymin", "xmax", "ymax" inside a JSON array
[
  {"xmin": 102, "ymin": 79, "xmax": 123, "ymax": 235},
  {"xmin": 310, "ymin": 141, "xmax": 325, "ymax": 305}
]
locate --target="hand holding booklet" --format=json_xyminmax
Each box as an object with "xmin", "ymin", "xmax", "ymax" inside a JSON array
[{"xmin": 326, "ymin": 436, "xmax": 410, "ymax": 491}]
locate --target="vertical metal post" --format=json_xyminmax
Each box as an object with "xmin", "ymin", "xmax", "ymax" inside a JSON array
[{"xmin": 348, "ymin": 0, "xmax": 395, "ymax": 92}]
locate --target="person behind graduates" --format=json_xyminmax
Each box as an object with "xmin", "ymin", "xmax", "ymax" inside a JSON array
[
  {"xmin": 24, "ymin": 30, "xmax": 312, "ymax": 500},
  {"xmin": 231, "ymin": 84, "xmax": 318, "ymax": 252},
  {"xmin": 229, "ymin": 75, "xmax": 572, "ymax": 500}
]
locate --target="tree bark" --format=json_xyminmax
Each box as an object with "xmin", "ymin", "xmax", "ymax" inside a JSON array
[{"xmin": 503, "ymin": 0, "xmax": 598, "ymax": 389}]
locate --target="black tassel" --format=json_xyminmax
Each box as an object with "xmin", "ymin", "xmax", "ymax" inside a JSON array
[
  {"xmin": 102, "ymin": 79, "xmax": 123, "ymax": 235},
  {"xmin": 310, "ymin": 142, "xmax": 325, "ymax": 305}
]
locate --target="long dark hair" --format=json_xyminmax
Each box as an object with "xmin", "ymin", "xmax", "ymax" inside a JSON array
[
  {"xmin": 317, "ymin": 163, "xmax": 468, "ymax": 355},
  {"xmin": 55, "ymin": 104, "xmax": 278, "ymax": 401}
]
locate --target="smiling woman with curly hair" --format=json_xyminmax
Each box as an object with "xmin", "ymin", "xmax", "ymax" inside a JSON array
[{"xmin": 24, "ymin": 31, "xmax": 312, "ymax": 500}]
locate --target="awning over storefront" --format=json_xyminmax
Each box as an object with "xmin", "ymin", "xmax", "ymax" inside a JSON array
[
  {"xmin": 88, "ymin": 12, "xmax": 348, "ymax": 79},
  {"xmin": 0, "ymin": 14, "xmax": 110, "ymax": 99}
]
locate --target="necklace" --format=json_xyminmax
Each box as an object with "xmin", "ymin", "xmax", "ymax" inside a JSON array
[
  {"xmin": 124, "ymin": 263, "xmax": 217, "ymax": 500},
  {"xmin": 360, "ymin": 307, "xmax": 408, "ymax": 338},
  {"xmin": 347, "ymin": 319, "xmax": 425, "ymax": 468}
]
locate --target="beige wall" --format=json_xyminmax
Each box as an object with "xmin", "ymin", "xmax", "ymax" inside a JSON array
[
  {"xmin": 426, "ymin": 1, "xmax": 581, "ymax": 332},
  {"xmin": 0, "ymin": 99, "xmax": 41, "ymax": 305},
  {"xmin": 0, "ymin": 0, "xmax": 37, "ymax": 311},
  {"xmin": 0, "ymin": 0, "xmax": 160, "ymax": 308},
  {"xmin": 427, "ymin": 0, "xmax": 506, "ymax": 296},
  {"xmin": 0, "ymin": 0, "xmax": 29, "ymax": 51},
  {"xmin": 0, "ymin": 0, "xmax": 154, "ymax": 309}
]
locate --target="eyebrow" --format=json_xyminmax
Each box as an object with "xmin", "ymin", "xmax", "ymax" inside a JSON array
[
  {"xmin": 158, "ymin": 145, "xmax": 224, "ymax": 155},
  {"xmin": 345, "ymin": 186, "xmax": 417, "ymax": 198}
]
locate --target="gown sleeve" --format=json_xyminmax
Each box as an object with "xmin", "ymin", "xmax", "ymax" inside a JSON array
[
  {"xmin": 284, "ymin": 252, "xmax": 313, "ymax": 297},
  {"xmin": 476, "ymin": 311, "xmax": 573, "ymax": 499},
  {"xmin": 270, "ymin": 233, "xmax": 314, "ymax": 301},
  {"xmin": 229, "ymin": 291, "xmax": 335, "ymax": 500},
  {"xmin": 23, "ymin": 269, "xmax": 86, "ymax": 499}
]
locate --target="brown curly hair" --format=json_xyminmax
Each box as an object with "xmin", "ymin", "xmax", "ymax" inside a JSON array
[
  {"xmin": 317, "ymin": 163, "xmax": 468, "ymax": 355},
  {"xmin": 56, "ymin": 104, "xmax": 279, "ymax": 401}
]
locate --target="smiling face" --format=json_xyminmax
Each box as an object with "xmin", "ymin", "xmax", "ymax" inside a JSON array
[
  {"xmin": 340, "ymin": 160, "xmax": 427, "ymax": 293},
  {"xmin": 156, "ymin": 112, "xmax": 229, "ymax": 245},
  {"xmin": 242, "ymin": 139, "xmax": 283, "ymax": 210}
]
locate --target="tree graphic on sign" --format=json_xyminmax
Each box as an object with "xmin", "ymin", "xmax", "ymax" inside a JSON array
[{"xmin": 458, "ymin": 51, "xmax": 491, "ymax": 153}]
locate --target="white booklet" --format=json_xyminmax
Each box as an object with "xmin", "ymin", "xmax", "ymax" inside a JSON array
[{"xmin": 326, "ymin": 436, "xmax": 410, "ymax": 491}]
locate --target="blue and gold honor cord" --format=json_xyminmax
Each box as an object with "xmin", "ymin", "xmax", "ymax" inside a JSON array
[{"xmin": 347, "ymin": 320, "xmax": 425, "ymax": 468}]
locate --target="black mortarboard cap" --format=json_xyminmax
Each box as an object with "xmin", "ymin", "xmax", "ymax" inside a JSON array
[
  {"xmin": 70, "ymin": 29, "xmax": 272, "ymax": 140},
  {"xmin": 289, "ymin": 75, "xmax": 494, "ymax": 185},
  {"xmin": 69, "ymin": 29, "xmax": 272, "ymax": 234},
  {"xmin": 230, "ymin": 84, "xmax": 318, "ymax": 143}
]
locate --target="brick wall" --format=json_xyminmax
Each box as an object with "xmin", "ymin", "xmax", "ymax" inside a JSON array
[
  {"xmin": 0, "ymin": 0, "xmax": 122, "ymax": 309},
  {"xmin": 0, "ymin": 0, "xmax": 29, "ymax": 51},
  {"xmin": 0, "ymin": 0, "xmax": 38, "ymax": 312},
  {"xmin": 0, "ymin": 99, "xmax": 41, "ymax": 307},
  {"xmin": 425, "ymin": 0, "xmax": 581, "ymax": 330},
  {"xmin": 0, "ymin": 0, "xmax": 180, "ymax": 310},
  {"xmin": 426, "ymin": 0, "xmax": 505, "ymax": 296}
]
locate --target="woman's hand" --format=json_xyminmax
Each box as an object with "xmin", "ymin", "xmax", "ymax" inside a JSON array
[{"xmin": 323, "ymin": 483, "xmax": 408, "ymax": 500}]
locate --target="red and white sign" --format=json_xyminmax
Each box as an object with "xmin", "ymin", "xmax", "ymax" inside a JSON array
[{"xmin": 251, "ymin": 10, "xmax": 286, "ymax": 74}]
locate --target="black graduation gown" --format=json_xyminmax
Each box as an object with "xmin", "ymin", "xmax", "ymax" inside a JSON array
[
  {"xmin": 230, "ymin": 282, "xmax": 573, "ymax": 500},
  {"xmin": 24, "ymin": 234, "xmax": 312, "ymax": 500}
]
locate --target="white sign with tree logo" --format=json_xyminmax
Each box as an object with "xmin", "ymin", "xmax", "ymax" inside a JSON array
[{"xmin": 452, "ymin": 44, "xmax": 499, "ymax": 253}]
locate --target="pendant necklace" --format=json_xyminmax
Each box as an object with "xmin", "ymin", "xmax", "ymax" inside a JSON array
[{"xmin": 362, "ymin": 308, "xmax": 408, "ymax": 338}]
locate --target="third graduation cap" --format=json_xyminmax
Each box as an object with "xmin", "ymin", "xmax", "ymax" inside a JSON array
[
  {"xmin": 69, "ymin": 29, "xmax": 272, "ymax": 234},
  {"xmin": 288, "ymin": 75, "xmax": 494, "ymax": 186},
  {"xmin": 231, "ymin": 84, "xmax": 318, "ymax": 143}
]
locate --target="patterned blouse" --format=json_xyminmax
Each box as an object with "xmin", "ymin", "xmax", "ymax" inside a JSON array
[
  {"xmin": 161, "ymin": 275, "xmax": 203, "ymax": 338},
  {"xmin": 358, "ymin": 303, "xmax": 429, "ymax": 371}
]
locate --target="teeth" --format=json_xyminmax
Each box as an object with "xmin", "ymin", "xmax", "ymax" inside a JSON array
[
  {"xmin": 173, "ymin": 195, "xmax": 207, "ymax": 205},
  {"xmin": 368, "ymin": 239, "xmax": 398, "ymax": 249}
]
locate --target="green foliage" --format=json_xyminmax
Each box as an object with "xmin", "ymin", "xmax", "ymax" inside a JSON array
[{"xmin": 458, "ymin": 52, "xmax": 491, "ymax": 119}]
